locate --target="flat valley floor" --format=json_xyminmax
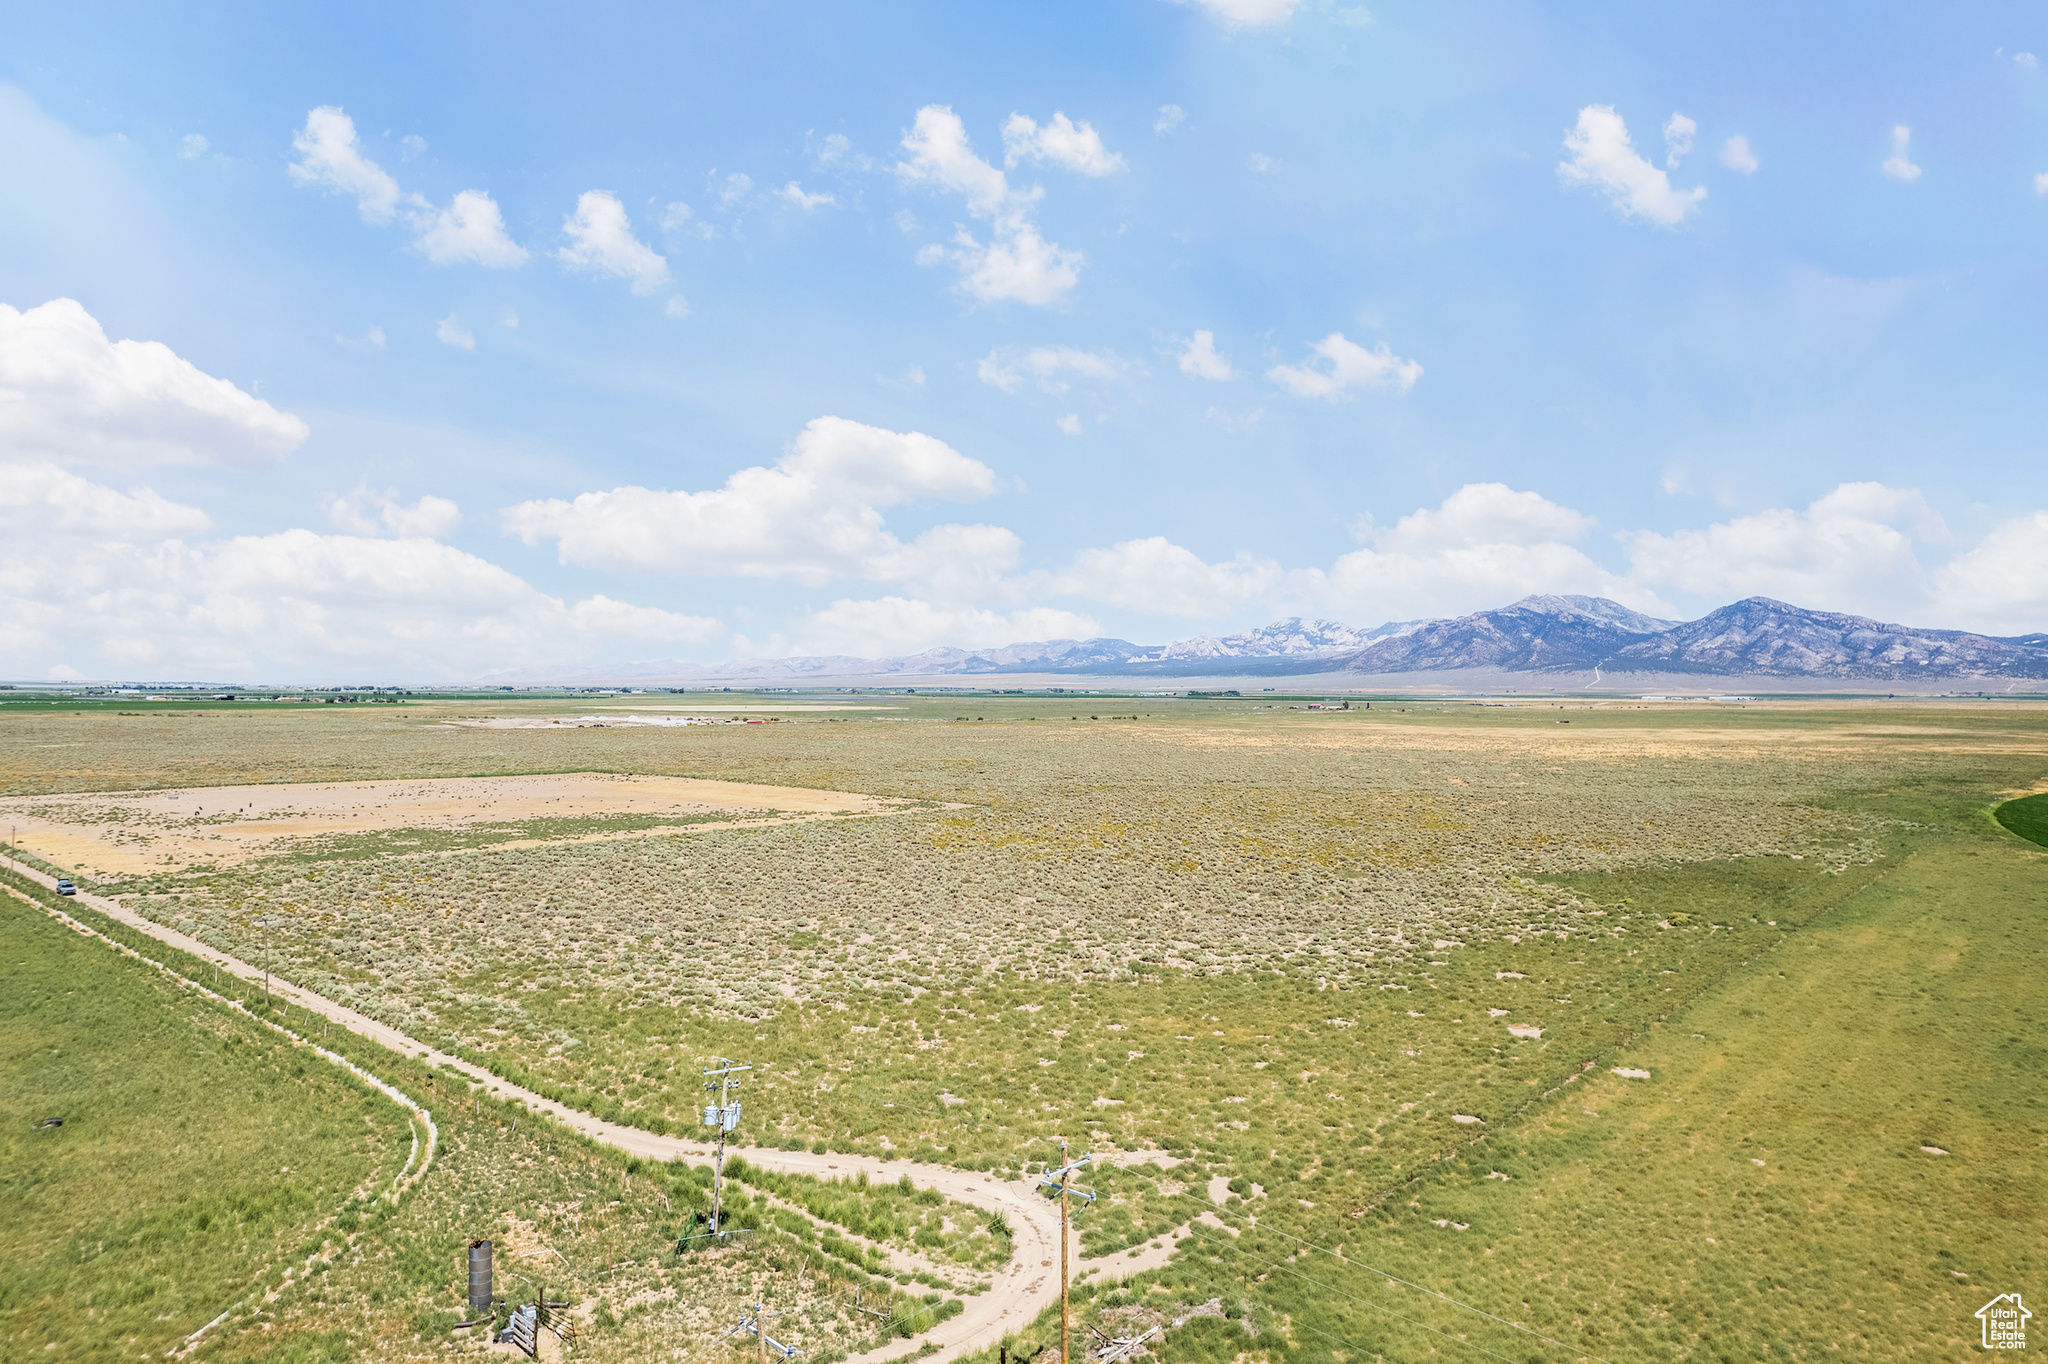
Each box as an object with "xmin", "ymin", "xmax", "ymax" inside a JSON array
[{"xmin": 1, "ymin": 691, "xmax": 2041, "ymax": 1362}]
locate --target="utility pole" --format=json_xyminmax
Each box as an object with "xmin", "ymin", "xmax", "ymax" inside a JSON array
[
  {"xmin": 702, "ymin": 1057, "xmax": 751, "ymax": 1235},
  {"xmin": 1038, "ymin": 1142, "xmax": 1096, "ymax": 1364},
  {"xmin": 731, "ymin": 1300, "xmax": 796, "ymax": 1361},
  {"xmin": 252, "ymin": 916, "xmax": 280, "ymax": 1011}
]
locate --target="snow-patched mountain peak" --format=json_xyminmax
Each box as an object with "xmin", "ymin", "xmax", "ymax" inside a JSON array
[
  {"xmin": 1506, "ymin": 595, "xmax": 1678, "ymax": 634},
  {"xmin": 1148, "ymin": 616, "xmax": 1398, "ymax": 661}
]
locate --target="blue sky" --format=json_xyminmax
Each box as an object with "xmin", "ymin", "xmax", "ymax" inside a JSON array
[{"xmin": 4, "ymin": 1, "xmax": 2047, "ymax": 681}]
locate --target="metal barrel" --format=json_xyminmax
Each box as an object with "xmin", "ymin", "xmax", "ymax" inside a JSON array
[{"xmin": 468, "ymin": 1239, "xmax": 493, "ymax": 1314}]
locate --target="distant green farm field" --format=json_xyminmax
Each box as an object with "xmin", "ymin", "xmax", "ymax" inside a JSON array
[
  {"xmin": 0, "ymin": 882, "xmax": 411, "ymax": 1362},
  {"xmin": 1996, "ymin": 791, "xmax": 2048, "ymax": 848}
]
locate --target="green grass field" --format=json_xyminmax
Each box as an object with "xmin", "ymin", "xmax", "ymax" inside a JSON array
[
  {"xmin": 0, "ymin": 880, "xmax": 412, "ymax": 1361},
  {"xmin": 1996, "ymin": 791, "xmax": 2048, "ymax": 849},
  {"xmin": 962, "ymin": 787, "xmax": 2047, "ymax": 1364}
]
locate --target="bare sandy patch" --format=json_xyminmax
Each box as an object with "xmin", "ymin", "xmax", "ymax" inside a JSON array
[{"xmin": 0, "ymin": 771, "xmax": 911, "ymax": 879}]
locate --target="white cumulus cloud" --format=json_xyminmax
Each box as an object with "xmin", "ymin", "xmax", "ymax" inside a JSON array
[
  {"xmin": 1934, "ymin": 511, "xmax": 2048, "ymax": 634},
  {"xmin": 791, "ymin": 599, "xmax": 1101, "ymax": 659},
  {"xmin": 1662, "ymin": 112, "xmax": 1696, "ymax": 167},
  {"xmin": 0, "ymin": 461, "xmax": 213, "ymax": 540},
  {"xmin": 1056, "ymin": 413, "xmax": 1083, "ymax": 436},
  {"xmin": 1154, "ymin": 104, "xmax": 1186, "ymax": 135},
  {"xmin": 321, "ymin": 485, "xmax": 462, "ymax": 539},
  {"xmin": 1299, "ymin": 483, "xmax": 1651, "ymax": 622},
  {"xmin": 1559, "ymin": 105, "xmax": 1707, "ymax": 227},
  {"xmin": 0, "ymin": 471, "xmax": 719, "ymax": 680},
  {"xmin": 938, "ymin": 222, "xmax": 1081, "ymax": 307},
  {"xmin": 436, "ymin": 315, "xmax": 476, "ymax": 350},
  {"xmin": 1267, "ymin": 332, "xmax": 1421, "ymax": 398},
  {"xmin": 180, "ymin": 133, "xmax": 209, "ymax": 159},
  {"xmin": 777, "ymin": 181, "xmax": 838, "ymax": 210},
  {"xmin": 898, "ymin": 102, "xmax": 1032, "ymax": 222},
  {"xmin": 1882, "ymin": 125, "xmax": 1922, "ymax": 182},
  {"xmin": 556, "ymin": 191, "xmax": 670, "ymax": 293},
  {"xmin": 502, "ymin": 416, "xmax": 1008, "ymax": 587},
  {"xmin": 289, "ymin": 107, "xmax": 524, "ymax": 267},
  {"xmin": 1620, "ymin": 482, "xmax": 2048, "ymax": 634},
  {"xmin": 977, "ymin": 345, "xmax": 1126, "ymax": 394},
  {"xmin": 289, "ymin": 106, "xmax": 404, "ymax": 223},
  {"xmin": 1177, "ymin": 330, "xmax": 1235, "ymax": 380},
  {"xmin": 896, "ymin": 105, "xmax": 1086, "ymax": 306},
  {"xmin": 1621, "ymin": 482, "xmax": 1947, "ymax": 621},
  {"xmin": 413, "ymin": 188, "xmax": 528, "ymax": 267},
  {"xmin": 1054, "ymin": 537, "xmax": 1284, "ymax": 617},
  {"xmin": 1002, "ymin": 112, "xmax": 1125, "ymax": 176},
  {"xmin": 1720, "ymin": 135, "xmax": 1760, "ymax": 174},
  {"xmin": 0, "ymin": 298, "xmax": 308, "ymax": 469}
]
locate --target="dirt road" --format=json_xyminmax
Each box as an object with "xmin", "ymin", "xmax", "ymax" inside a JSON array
[{"xmin": 1, "ymin": 855, "xmax": 1122, "ymax": 1364}]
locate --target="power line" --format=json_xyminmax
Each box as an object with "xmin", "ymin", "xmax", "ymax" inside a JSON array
[{"xmin": 1176, "ymin": 1191, "xmax": 1615, "ymax": 1364}]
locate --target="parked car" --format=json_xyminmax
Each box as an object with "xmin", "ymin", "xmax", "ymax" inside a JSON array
[{"xmin": 55, "ymin": 879, "xmax": 76, "ymax": 896}]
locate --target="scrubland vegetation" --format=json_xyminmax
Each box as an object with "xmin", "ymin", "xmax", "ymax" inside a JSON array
[{"xmin": 3, "ymin": 695, "xmax": 2043, "ymax": 1360}]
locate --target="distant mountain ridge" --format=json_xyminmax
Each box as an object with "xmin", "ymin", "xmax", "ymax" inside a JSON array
[
  {"xmin": 484, "ymin": 595, "xmax": 2048, "ymax": 685},
  {"xmin": 1603, "ymin": 597, "xmax": 2048, "ymax": 679},
  {"xmin": 1317, "ymin": 595, "xmax": 1679, "ymax": 675},
  {"xmin": 1139, "ymin": 616, "xmax": 1404, "ymax": 662}
]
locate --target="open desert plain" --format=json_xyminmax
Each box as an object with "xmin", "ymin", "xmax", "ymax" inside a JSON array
[{"xmin": 2, "ymin": 690, "xmax": 2042, "ymax": 1363}]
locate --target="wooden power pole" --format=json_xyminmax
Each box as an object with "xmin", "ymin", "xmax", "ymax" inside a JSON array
[
  {"xmin": 1037, "ymin": 1141, "xmax": 1096, "ymax": 1364},
  {"xmin": 702, "ymin": 1057, "xmax": 751, "ymax": 1235}
]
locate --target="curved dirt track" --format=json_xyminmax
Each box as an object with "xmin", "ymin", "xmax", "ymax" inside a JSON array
[{"xmin": 2, "ymin": 856, "xmax": 1098, "ymax": 1364}]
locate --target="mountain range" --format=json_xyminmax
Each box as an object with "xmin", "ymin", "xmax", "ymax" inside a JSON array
[{"xmin": 489, "ymin": 596, "xmax": 2048, "ymax": 686}]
